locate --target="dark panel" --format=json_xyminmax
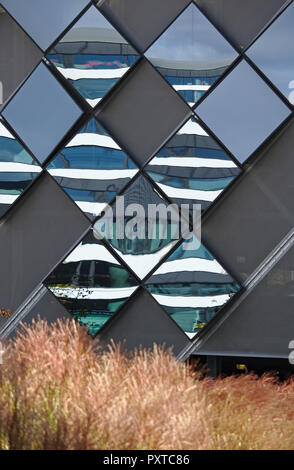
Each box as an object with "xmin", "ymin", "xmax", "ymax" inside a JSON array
[
  {"xmin": 4, "ymin": 289, "xmax": 72, "ymax": 340},
  {"xmin": 97, "ymin": 59, "xmax": 191, "ymax": 166},
  {"xmin": 98, "ymin": 288, "xmax": 190, "ymax": 355},
  {"xmin": 194, "ymin": 0, "xmax": 288, "ymax": 50},
  {"xmin": 201, "ymin": 118, "xmax": 294, "ymax": 282},
  {"xmin": 195, "ymin": 242, "xmax": 294, "ymax": 358},
  {"xmin": 0, "ymin": 172, "xmax": 90, "ymax": 314},
  {"xmin": 97, "ymin": 0, "xmax": 191, "ymax": 52},
  {"xmin": 0, "ymin": 10, "xmax": 42, "ymax": 106},
  {"xmin": 1, "ymin": 0, "xmax": 90, "ymax": 51}
]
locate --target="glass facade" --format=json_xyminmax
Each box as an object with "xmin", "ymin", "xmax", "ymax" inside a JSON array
[{"xmin": 1, "ymin": 0, "xmax": 294, "ymax": 364}]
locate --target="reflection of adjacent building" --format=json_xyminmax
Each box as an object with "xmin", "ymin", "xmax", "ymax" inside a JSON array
[
  {"xmin": 145, "ymin": 237, "xmax": 240, "ymax": 339},
  {"xmin": 151, "ymin": 58, "xmax": 231, "ymax": 106},
  {"xmin": 46, "ymin": 232, "xmax": 138, "ymax": 335},
  {"xmin": 0, "ymin": 121, "xmax": 41, "ymax": 218},
  {"xmin": 47, "ymin": 8, "xmax": 139, "ymax": 107},
  {"xmin": 46, "ymin": 118, "xmax": 138, "ymax": 220},
  {"xmin": 146, "ymin": 117, "xmax": 240, "ymax": 213}
]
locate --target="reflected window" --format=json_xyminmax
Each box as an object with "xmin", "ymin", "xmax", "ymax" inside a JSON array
[
  {"xmin": 47, "ymin": 6, "xmax": 140, "ymax": 107},
  {"xmin": 145, "ymin": 235, "xmax": 240, "ymax": 338},
  {"xmin": 46, "ymin": 117, "xmax": 138, "ymax": 220},
  {"xmin": 45, "ymin": 230, "xmax": 139, "ymax": 335},
  {"xmin": 2, "ymin": 62, "xmax": 83, "ymax": 164},
  {"xmin": 0, "ymin": 120, "xmax": 41, "ymax": 218},
  {"xmin": 93, "ymin": 175, "xmax": 180, "ymax": 280},
  {"xmin": 146, "ymin": 116, "xmax": 240, "ymax": 213},
  {"xmin": 145, "ymin": 3, "xmax": 238, "ymax": 106},
  {"xmin": 196, "ymin": 60, "xmax": 291, "ymax": 163},
  {"xmin": 0, "ymin": 0, "xmax": 89, "ymax": 51},
  {"xmin": 247, "ymin": 2, "xmax": 294, "ymax": 104}
]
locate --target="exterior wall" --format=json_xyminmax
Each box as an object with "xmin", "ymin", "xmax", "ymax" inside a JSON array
[{"xmin": 1, "ymin": 0, "xmax": 294, "ymax": 367}]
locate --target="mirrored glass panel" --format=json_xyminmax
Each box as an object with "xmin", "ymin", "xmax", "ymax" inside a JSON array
[
  {"xmin": 196, "ymin": 60, "xmax": 291, "ymax": 163},
  {"xmin": 145, "ymin": 235, "xmax": 240, "ymax": 338},
  {"xmin": 46, "ymin": 117, "xmax": 138, "ymax": 220},
  {"xmin": 146, "ymin": 116, "xmax": 240, "ymax": 213},
  {"xmin": 0, "ymin": 120, "xmax": 41, "ymax": 218},
  {"xmin": 45, "ymin": 230, "xmax": 139, "ymax": 335},
  {"xmin": 0, "ymin": 0, "xmax": 89, "ymax": 51},
  {"xmin": 47, "ymin": 6, "xmax": 140, "ymax": 107},
  {"xmin": 145, "ymin": 3, "xmax": 238, "ymax": 106},
  {"xmin": 247, "ymin": 2, "xmax": 294, "ymax": 104},
  {"xmin": 2, "ymin": 62, "xmax": 83, "ymax": 164},
  {"xmin": 93, "ymin": 175, "xmax": 181, "ymax": 280}
]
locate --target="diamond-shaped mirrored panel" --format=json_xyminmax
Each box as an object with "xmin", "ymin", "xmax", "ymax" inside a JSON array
[
  {"xmin": 196, "ymin": 60, "xmax": 291, "ymax": 163},
  {"xmin": 145, "ymin": 116, "xmax": 240, "ymax": 213},
  {"xmin": 0, "ymin": 0, "xmax": 90, "ymax": 51},
  {"xmin": 46, "ymin": 117, "xmax": 138, "ymax": 220},
  {"xmin": 47, "ymin": 5, "xmax": 140, "ymax": 107},
  {"xmin": 247, "ymin": 2, "xmax": 294, "ymax": 105},
  {"xmin": 0, "ymin": 120, "xmax": 41, "ymax": 218},
  {"xmin": 145, "ymin": 235, "xmax": 240, "ymax": 338},
  {"xmin": 1, "ymin": 62, "xmax": 83, "ymax": 164},
  {"xmin": 93, "ymin": 175, "xmax": 181, "ymax": 280},
  {"xmin": 145, "ymin": 3, "xmax": 238, "ymax": 106},
  {"xmin": 45, "ymin": 230, "xmax": 139, "ymax": 335}
]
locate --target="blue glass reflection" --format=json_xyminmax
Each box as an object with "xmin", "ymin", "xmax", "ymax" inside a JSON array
[
  {"xmin": 0, "ymin": 121, "xmax": 41, "ymax": 218},
  {"xmin": 93, "ymin": 175, "xmax": 179, "ymax": 280},
  {"xmin": 146, "ymin": 117, "xmax": 240, "ymax": 213},
  {"xmin": 145, "ymin": 236, "xmax": 240, "ymax": 337},
  {"xmin": 47, "ymin": 6, "xmax": 140, "ymax": 106},
  {"xmin": 45, "ymin": 231, "xmax": 138, "ymax": 335},
  {"xmin": 46, "ymin": 117, "xmax": 138, "ymax": 220},
  {"xmin": 145, "ymin": 3, "xmax": 238, "ymax": 106}
]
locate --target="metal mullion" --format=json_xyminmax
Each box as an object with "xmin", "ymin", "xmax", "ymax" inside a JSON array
[
  {"xmin": 93, "ymin": 0, "xmax": 141, "ymax": 54},
  {"xmin": 91, "ymin": 285, "xmax": 142, "ymax": 340},
  {"xmin": 44, "ymin": 169, "xmax": 93, "ymax": 225},
  {"xmin": 93, "ymin": 54, "xmax": 146, "ymax": 117},
  {"xmin": 138, "ymin": 1, "xmax": 194, "ymax": 54},
  {"xmin": 0, "ymin": 167, "xmax": 47, "ymax": 224},
  {"xmin": 41, "ymin": 226, "xmax": 93, "ymax": 287},
  {"xmin": 0, "ymin": 2, "xmax": 44, "ymax": 54},
  {"xmin": 141, "ymin": 285, "xmax": 194, "ymax": 342},
  {"xmin": 191, "ymin": 0, "xmax": 241, "ymax": 53},
  {"xmin": 43, "ymin": 1, "xmax": 93, "ymax": 53},
  {"xmin": 243, "ymin": 54, "xmax": 294, "ymax": 112},
  {"xmin": 241, "ymin": 0, "xmax": 294, "ymax": 55}
]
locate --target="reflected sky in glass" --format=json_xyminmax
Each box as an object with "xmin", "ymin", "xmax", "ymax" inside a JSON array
[
  {"xmin": 2, "ymin": 62, "xmax": 83, "ymax": 164},
  {"xmin": 145, "ymin": 3, "xmax": 238, "ymax": 106},
  {"xmin": 47, "ymin": 6, "xmax": 140, "ymax": 107},
  {"xmin": 145, "ymin": 235, "xmax": 240, "ymax": 338},
  {"xmin": 146, "ymin": 116, "xmax": 240, "ymax": 213},
  {"xmin": 93, "ymin": 175, "xmax": 180, "ymax": 280},
  {"xmin": 0, "ymin": 0, "xmax": 89, "ymax": 51},
  {"xmin": 46, "ymin": 117, "xmax": 138, "ymax": 220},
  {"xmin": 196, "ymin": 60, "xmax": 291, "ymax": 163},
  {"xmin": 247, "ymin": 2, "xmax": 294, "ymax": 104},
  {"xmin": 45, "ymin": 230, "xmax": 139, "ymax": 335},
  {"xmin": 0, "ymin": 121, "xmax": 41, "ymax": 218}
]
